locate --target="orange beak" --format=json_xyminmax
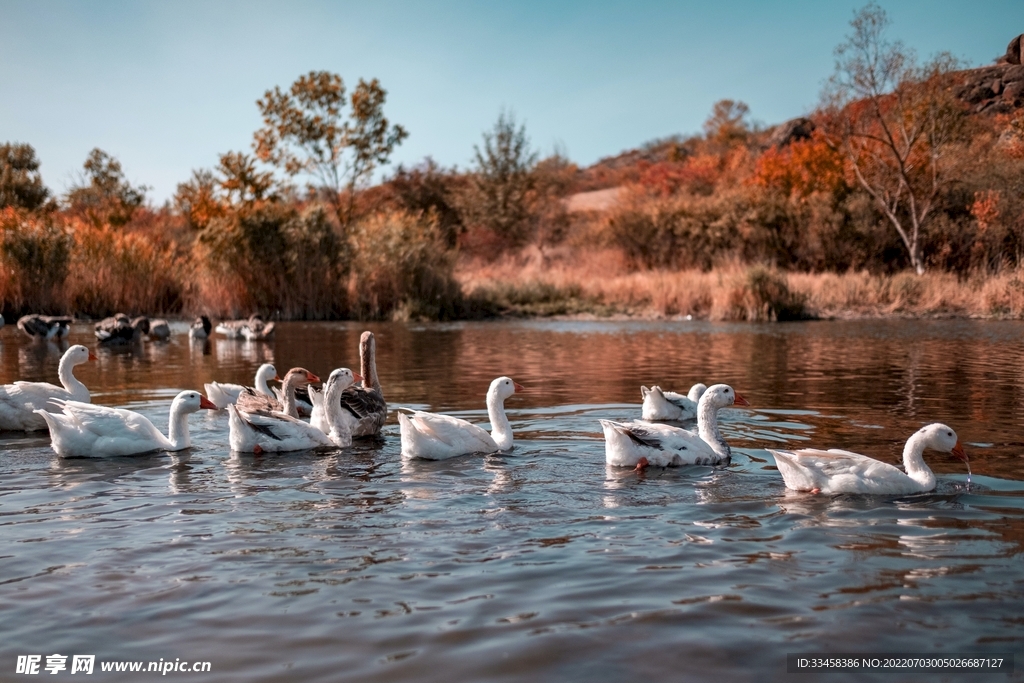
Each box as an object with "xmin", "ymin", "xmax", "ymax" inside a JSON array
[
  {"xmin": 306, "ymin": 371, "xmax": 321, "ymax": 383},
  {"xmin": 352, "ymin": 371, "xmax": 363, "ymax": 383},
  {"xmin": 513, "ymin": 381, "xmax": 525, "ymax": 393},
  {"xmin": 951, "ymin": 441, "xmax": 968, "ymax": 463},
  {"xmin": 273, "ymin": 375, "xmax": 282, "ymax": 382},
  {"xmin": 733, "ymin": 392, "xmax": 751, "ymax": 407},
  {"xmin": 88, "ymin": 352, "xmax": 98, "ymax": 361},
  {"xmin": 199, "ymin": 395, "xmax": 217, "ymax": 410}
]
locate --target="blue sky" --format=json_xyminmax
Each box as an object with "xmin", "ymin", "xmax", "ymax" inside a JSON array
[{"xmin": 2, "ymin": 0, "xmax": 1021, "ymax": 203}]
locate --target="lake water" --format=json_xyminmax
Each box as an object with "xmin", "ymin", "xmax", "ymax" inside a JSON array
[{"xmin": 2, "ymin": 319, "xmax": 1022, "ymax": 682}]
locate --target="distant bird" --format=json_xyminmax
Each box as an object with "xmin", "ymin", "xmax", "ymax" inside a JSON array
[
  {"xmin": 0, "ymin": 344, "xmax": 96, "ymax": 431},
  {"xmin": 640, "ymin": 383, "xmax": 708, "ymax": 421},
  {"xmin": 95, "ymin": 314, "xmax": 149, "ymax": 346},
  {"xmin": 189, "ymin": 315, "xmax": 212, "ymax": 340},
  {"xmin": 769, "ymin": 423, "xmax": 970, "ymax": 495},
  {"xmin": 17, "ymin": 314, "xmax": 72, "ymax": 341},
  {"xmin": 602, "ymin": 384, "xmax": 749, "ymax": 468},
  {"xmin": 148, "ymin": 319, "xmax": 171, "ymax": 340},
  {"xmin": 399, "ymin": 376, "xmax": 523, "ymax": 460},
  {"xmin": 36, "ymin": 390, "xmax": 217, "ymax": 457},
  {"xmin": 216, "ymin": 314, "xmax": 275, "ymax": 341}
]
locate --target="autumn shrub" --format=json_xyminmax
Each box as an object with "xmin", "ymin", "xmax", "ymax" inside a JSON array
[
  {"xmin": 0, "ymin": 207, "xmax": 71, "ymax": 315},
  {"xmin": 722, "ymin": 265, "xmax": 809, "ymax": 321},
  {"xmin": 347, "ymin": 210, "xmax": 462, "ymax": 320},
  {"xmin": 65, "ymin": 221, "xmax": 184, "ymax": 316}
]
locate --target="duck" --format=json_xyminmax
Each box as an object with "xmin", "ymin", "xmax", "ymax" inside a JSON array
[
  {"xmin": 204, "ymin": 363, "xmax": 279, "ymax": 409},
  {"xmin": 94, "ymin": 314, "xmax": 149, "ymax": 345},
  {"xmin": 768, "ymin": 423, "xmax": 969, "ymax": 495},
  {"xmin": 189, "ymin": 315, "xmax": 212, "ymax": 340},
  {"xmin": 148, "ymin": 319, "xmax": 171, "ymax": 340},
  {"xmin": 235, "ymin": 367, "xmax": 319, "ymax": 418},
  {"xmin": 399, "ymin": 376, "xmax": 523, "ymax": 460},
  {"xmin": 216, "ymin": 314, "xmax": 275, "ymax": 341},
  {"xmin": 227, "ymin": 368, "xmax": 359, "ymax": 453},
  {"xmin": 641, "ymin": 382, "xmax": 708, "ymax": 421},
  {"xmin": 321, "ymin": 331, "xmax": 387, "ymax": 437},
  {"xmin": 17, "ymin": 314, "xmax": 71, "ymax": 341},
  {"xmin": 0, "ymin": 344, "xmax": 96, "ymax": 431},
  {"xmin": 602, "ymin": 384, "xmax": 749, "ymax": 468},
  {"xmin": 36, "ymin": 390, "xmax": 217, "ymax": 457}
]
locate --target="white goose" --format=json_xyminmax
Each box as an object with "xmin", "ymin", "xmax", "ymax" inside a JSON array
[
  {"xmin": 35, "ymin": 390, "xmax": 217, "ymax": 457},
  {"xmin": 641, "ymin": 382, "xmax": 708, "ymax": 421},
  {"xmin": 204, "ymin": 363, "xmax": 279, "ymax": 409},
  {"xmin": 399, "ymin": 376, "xmax": 523, "ymax": 460},
  {"xmin": 227, "ymin": 368, "xmax": 359, "ymax": 453},
  {"xmin": 769, "ymin": 423, "xmax": 969, "ymax": 495},
  {"xmin": 323, "ymin": 331, "xmax": 387, "ymax": 437},
  {"xmin": 0, "ymin": 344, "xmax": 96, "ymax": 431},
  {"xmin": 602, "ymin": 384, "xmax": 749, "ymax": 468}
]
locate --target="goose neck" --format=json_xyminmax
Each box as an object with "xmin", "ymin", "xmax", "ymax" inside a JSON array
[
  {"xmin": 902, "ymin": 431, "xmax": 936, "ymax": 489},
  {"xmin": 58, "ymin": 355, "xmax": 88, "ymax": 401},
  {"xmin": 324, "ymin": 380, "xmax": 353, "ymax": 447},
  {"xmin": 361, "ymin": 339, "xmax": 380, "ymax": 392},
  {"xmin": 166, "ymin": 402, "xmax": 191, "ymax": 450},
  {"xmin": 486, "ymin": 388, "xmax": 513, "ymax": 451},
  {"xmin": 697, "ymin": 400, "xmax": 729, "ymax": 459}
]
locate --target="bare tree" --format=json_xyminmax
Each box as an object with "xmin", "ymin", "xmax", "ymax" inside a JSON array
[
  {"xmin": 824, "ymin": 4, "xmax": 966, "ymax": 274},
  {"xmin": 253, "ymin": 71, "xmax": 408, "ymax": 228}
]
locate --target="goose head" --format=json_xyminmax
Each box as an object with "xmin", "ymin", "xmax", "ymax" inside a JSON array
[
  {"xmin": 687, "ymin": 383, "xmax": 708, "ymax": 402},
  {"xmin": 700, "ymin": 384, "xmax": 750, "ymax": 410},
  {"xmin": 172, "ymin": 390, "xmax": 218, "ymax": 414},
  {"xmin": 283, "ymin": 367, "xmax": 320, "ymax": 388},
  {"xmin": 325, "ymin": 367, "xmax": 361, "ymax": 396},
  {"xmin": 256, "ymin": 363, "xmax": 281, "ymax": 384},
  {"xmin": 918, "ymin": 423, "xmax": 968, "ymax": 463},
  {"xmin": 65, "ymin": 344, "xmax": 98, "ymax": 366},
  {"xmin": 488, "ymin": 376, "xmax": 524, "ymax": 401}
]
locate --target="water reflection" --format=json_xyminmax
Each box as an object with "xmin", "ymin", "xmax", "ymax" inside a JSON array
[{"xmin": 2, "ymin": 319, "xmax": 1024, "ymax": 682}]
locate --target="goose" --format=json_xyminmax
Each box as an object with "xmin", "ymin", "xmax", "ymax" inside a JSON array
[
  {"xmin": 324, "ymin": 331, "xmax": 387, "ymax": 437},
  {"xmin": 216, "ymin": 314, "xmax": 275, "ymax": 340},
  {"xmin": 204, "ymin": 363, "xmax": 279, "ymax": 409},
  {"xmin": 768, "ymin": 423, "xmax": 969, "ymax": 495},
  {"xmin": 641, "ymin": 382, "xmax": 708, "ymax": 421},
  {"xmin": 227, "ymin": 368, "xmax": 360, "ymax": 453},
  {"xmin": 399, "ymin": 376, "xmax": 523, "ymax": 460},
  {"xmin": 235, "ymin": 367, "xmax": 319, "ymax": 418},
  {"xmin": 602, "ymin": 384, "xmax": 749, "ymax": 468},
  {"xmin": 189, "ymin": 315, "xmax": 212, "ymax": 340},
  {"xmin": 95, "ymin": 314, "xmax": 149, "ymax": 345},
  {"xmin": 0, "ymin": 344, "xmax": 97, "ymax": 431},
  {"xmin": 17, "ymin": 314, "xmax": 71, "ymax": 341},
  {"xmin": 148, "ymin": 319, "xmax": 171, "ymax": 340},
  {"xmin": 36, "ymin": 390, "xmax": 217, "ymax": 457}
]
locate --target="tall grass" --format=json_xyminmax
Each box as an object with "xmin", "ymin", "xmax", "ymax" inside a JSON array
[{"xmin": 0, "ymin": 207, "xmax": 71, "ymax": 316}]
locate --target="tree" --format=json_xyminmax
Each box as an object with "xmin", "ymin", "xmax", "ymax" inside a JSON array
[
  {"xmin": 253, "ymin": 71, "xmax": 408, "ymax": 227},
  {"xmin": 824, "ymin": 4, "xmax": 967, "ymax": 274},
  {"xmin": 463, "ymin": 110, "xmax": 538, "ymax": 247},
  {"xmin": 703, "ymin": 100, "xmax": 751, "ymax": 146},
  {"xmin": 216, "ymin": 152, "xmax": 277, "ymax": 205},
  {"xmin": 65, "ymin": 148, "xmax": 147, "ymax": 227},
  {"xmin": 0, "ymin": 143, "xmax": 49, "ymax": 211}
]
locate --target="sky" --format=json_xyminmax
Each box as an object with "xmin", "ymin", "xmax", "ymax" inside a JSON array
[{"xmin": 2, "ymin": 0, "xmax": 1022, "ymax": 204}]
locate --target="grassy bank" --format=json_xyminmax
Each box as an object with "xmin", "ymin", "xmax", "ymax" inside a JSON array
[{"xmin": 459, "ymin": 247, "xmax": 1024, "ymax": 321}]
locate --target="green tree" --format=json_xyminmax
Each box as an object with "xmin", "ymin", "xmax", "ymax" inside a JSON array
[
  {"xmin": 823, "ymin": 3, "xmax": 967, "ymax": 274},
  {"xmin": 463, "ymin": 110, "xmax": 538, "ymax": 248},
  {"xmin": 253, "ymin": 71, "xmax": 408, "ymax": 227},
  {"xmin": 65, "ymin": 148, "xmax": 147, "ymax": 227},
  {"xmin": 0, "ymin": 143, "xmax": 49, "ymax": 211},
  {"xmin": 216, "ymin": 151, "xmax": 277, "ymax": 205}
]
